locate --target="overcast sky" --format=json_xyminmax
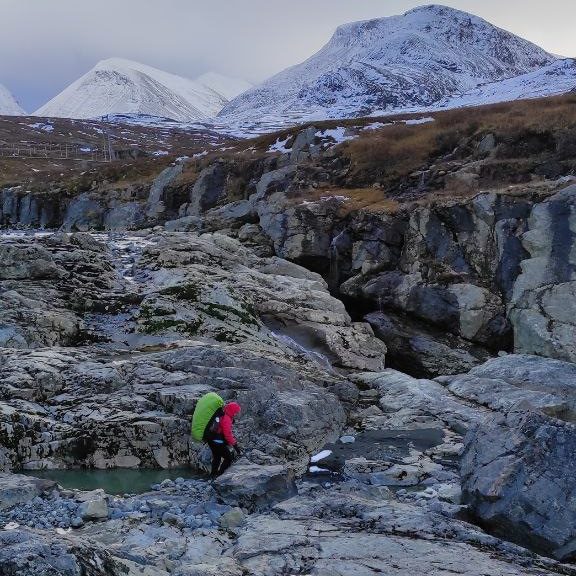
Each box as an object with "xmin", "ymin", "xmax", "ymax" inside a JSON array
[{"xmin": 1, "ymin": 0, "xmax": 574, "ymax": 112}]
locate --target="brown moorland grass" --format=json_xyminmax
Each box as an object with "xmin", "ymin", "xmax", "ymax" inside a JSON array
[
  {"xmin": 341, "ymin": 94, "xmax": 576, "ymax": 186},
  {"xmin": 245, "ymin": 94, "xmax": 576, "ymax": 185},
  {"xmin": 287, "ymin": 186, "xmax": 404, "ymax": 215}
]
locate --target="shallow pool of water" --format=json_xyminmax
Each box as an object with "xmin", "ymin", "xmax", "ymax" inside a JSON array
[
  {"xmin": 22, "ymin": 468, "xmax": 203, "ymax": 495},
  {"xmin": 309, "ymin": 428, "xmax": 446, "ymax": 475}
]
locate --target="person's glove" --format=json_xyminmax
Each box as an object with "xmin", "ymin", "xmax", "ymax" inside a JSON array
[{"xmin": 233, "ymin": 444, "xmax": 242, "ymax": 456}]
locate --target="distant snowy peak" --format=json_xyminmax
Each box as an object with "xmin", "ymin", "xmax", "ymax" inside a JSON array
[
  {"xmin": 34, "ymin": 58, "xmax": 229, "ymax": 122},
  {"xmin": 197, "ymin": 72, "xmax": 252, "ymax": 101},
  {"xmin": 219, "ymin": 4, "xmax": 561, "ymax": 127},
  {"xmin": 0, "ymin": 84, "xmax": 25, "ymax": 116}
]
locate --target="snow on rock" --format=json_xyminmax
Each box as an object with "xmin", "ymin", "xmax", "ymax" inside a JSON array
[
  {"xmin": 268, "ymin": 136, "xmax": 291, "ymax": 153},
  {"xmin": 34, "ymin": 58, "xmax": 231, "ymax": 122},
  {"xmin": 219, "ymin": 5, "xmax": 563, "ymax": 131},
  {"xmin": 316, "ymin": 127, "xmax": 357, "ymax": 144},
  {"xmin": 363, "ymin": 122, "xmax": 392, "ymax": 131},
  {"xmin": 404, "ymin": 117, "xmax": 435, "ymax": 125},
  {"xmin": 27, "ymin": 122, "xmax": 54, "ymax": 132},
  {"xmin": 311, "ymin": 450, "xmax": 333, "ymax": 463},
  {"xmin": 0, "ymin": 84, "xmax": 25, "ymax": 116}
]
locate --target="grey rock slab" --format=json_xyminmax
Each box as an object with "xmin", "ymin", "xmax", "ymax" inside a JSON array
[
  {"xmin": 146, "ymin": 164, "xmax": 183, "ymax": 219},
  {"xmin": 462, "ymin": 409, "xmax": 576, "ymax": 561},
  {"xmin": 214, "ymin": 464, "xmax": 297, "ymax": 511},
  {"xmin": 353, "ymin": 370, "xmax": 486, "ymax": 434},
  {"xmin": 0, "ymin": 473, "xmax": 56, "ymax": 511}
]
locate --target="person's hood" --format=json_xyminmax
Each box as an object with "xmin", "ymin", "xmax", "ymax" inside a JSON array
[{"xmin": 224, "ymin": 402, "xmax": 241, "ymax": 417}]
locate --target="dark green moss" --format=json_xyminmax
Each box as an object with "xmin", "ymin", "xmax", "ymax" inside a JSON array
[
  {"xmin": 213, "ymin": 329, "xmax": 243, "ymax": 344},
  {"xmin": 200, "ymin": 302, "xmax": 259, "ymax": 327},
  {"xmin": 141, "ymin": 318, "xmax": 203, "ymax": 337},
  {"xmin": 139, "ymin": 305, "xmax": 174, "ymax": 319},
  {"xmin": 141, "ymin": 318, "xmax": 187, "ymax": 335},
  {"xmin": 177, "ymin": 319, "xmax": 203, "ymax": 337},
  {"xmin": 160, "ymin": 284, "xmax": 200, "ymax": 302}
]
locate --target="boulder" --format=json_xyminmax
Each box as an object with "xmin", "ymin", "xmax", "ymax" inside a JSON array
[
  {"xmin": 186, "ymin": 163, "xmax": 228, "ymax": 216},
  {"xmin": 290, "ymin": 126, "xmax": 318, "ymax": 164},
  {"xmin": 219, "ymin": 507, "xmax": 245, "ymax": 529},
  {"xmin": 461, "ymin": 409, "xmax": 576, "ymax": 561},
  {"xmin": 510, "ymin": 185, "xmax": 576, "ymax": 362},
  {"xmin": 164, "ymin": 215, "xmax": 203, "ymax": 232},
  {"xmin": 78, "ymin": 496, "xmax": 109, "ymax": 521},
  {"xmin": 146, "ymin": 164, "xmax": 183, "ymax": 220},
  {"xmin": 0, "ymin": 245, "xmax": 61, "ymax": 280},
  {"xmin": 213, "ymin": 464, "xmax": 297, "ymax": 511},
  {"xmin": 0, "ymin": 473, "xmax": 56, "ymax": 511}
]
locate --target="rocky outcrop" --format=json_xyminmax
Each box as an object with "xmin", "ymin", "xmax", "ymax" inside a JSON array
[
  {"xmin": 1, "ymin": 159, "xmax": 576, "ymax": 576},
  {"xmin": 455, "ymin": 354, "xmax": 576, "ymax": 561},
  {"xmin": 0, "ymin": 187, "xmax": 64, "ymax": 228},
  {"xmin": 184, "ymin": 162, "xmax": 228, "ymax": 216},
  {"xmin": 462, "ymin": 410, "xmax": 576, "ymax": 561},
  {"xmin": 3, "ymin": 152, "xmax": 576, "ymax": 375},
  {"xmin": 135, "ymin": 232, "xmax": 387, "ymax": 372},
  {"xmin": 146, "ymin": 163, "xmax": 183, "ymax": 221},
  {"xmin": 0, "ymin": 231, "xmax": 386, "ymax": 472},
  {"xmin": 0, "ymin": 529, "xmax": 121, "ymax": 576},
  {"xmin": 0, "ymin": 340, "xmax": 347, "ymax": 472},
  {"xmin": 0, "ymin": 233, "xmax": 124, "ymax": 348},
  {"xmin": 510, "ymin": 185, "xmax": 576, "ymax": 362},
  {"xmin": 366, "ymin": 310, "xmax": 490, "ymax": 377}
]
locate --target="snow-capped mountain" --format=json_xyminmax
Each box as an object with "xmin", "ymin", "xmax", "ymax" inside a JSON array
[
  {"xmin": 219, "ymin": 5, "xmax": 563, "ymax": 128},
  {"xmin": 196, "ymin": 72, "xmax": 252, "ymax": 101},
  {"xmin": 0, "ymin": 83, "xmax": 25, "ymax": 116},
  {"xmin": 34, "ymin": 58, "xmax": 231, "ymax": 122}
]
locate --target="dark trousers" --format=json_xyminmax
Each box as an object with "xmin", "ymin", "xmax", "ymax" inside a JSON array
[{"xmin": 206, "ymin": 435, "xmax": 232, "ymax": 477}]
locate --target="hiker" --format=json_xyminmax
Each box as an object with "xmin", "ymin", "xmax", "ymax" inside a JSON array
[
  {"xmin": 205, "ymin": 402, "xmax": 242, "ymax": 477},
  {"xmin": 191, "ymin": 392, "xmax": 242, "ymax": 477}
]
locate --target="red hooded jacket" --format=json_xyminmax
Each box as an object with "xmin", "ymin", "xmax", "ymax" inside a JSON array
[{"xmin": 216, "ymin": 402, "xmax": 240, "ymax": 446}]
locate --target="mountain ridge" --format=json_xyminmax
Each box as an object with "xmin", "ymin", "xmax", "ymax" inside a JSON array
[
  {"xmin": 218, "ymin": 4, "xmax": 569, "ymax": 130},
  {"xmin": 34, "ymin": 58, "xmax": 250, "ymax": 122}
]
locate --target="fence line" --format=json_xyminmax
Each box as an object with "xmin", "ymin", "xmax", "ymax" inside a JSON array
[{"xmin": 0, "ymin": 141, "xmax": 112, "ymax": 162}]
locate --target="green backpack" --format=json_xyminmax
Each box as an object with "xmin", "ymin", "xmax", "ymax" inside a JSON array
[{"xmin": 191, "ymin": 392, "xmax": 224, "ymax": 442}]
